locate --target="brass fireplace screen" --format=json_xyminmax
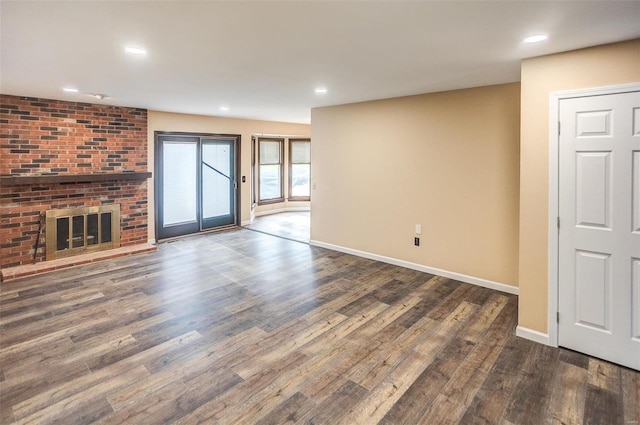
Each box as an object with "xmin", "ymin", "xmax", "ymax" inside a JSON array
[{"xmin": 45, "ymin": 204, "xmax": 121, "ymax": 260}]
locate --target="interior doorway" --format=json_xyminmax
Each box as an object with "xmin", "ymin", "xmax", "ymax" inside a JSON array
[
  {"xmin": 549, "ymin": 84, "xmax": 640, "ymax": 371},
  {"xmin": 155, "ymin": 132, "xmax": 240, "ymax": 240},
  {"xmin": 247, "ymin": 135, "xmax": 311, "ymax": 243}
]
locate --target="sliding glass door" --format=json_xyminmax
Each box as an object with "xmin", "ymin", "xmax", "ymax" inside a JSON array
[
  {"xmin": 202, "ymin": 139, "xmax": 235, "ymax": 229},
  {"xmin": 156, "ymin": 133, "xmax": 239, "ymax": 240}
]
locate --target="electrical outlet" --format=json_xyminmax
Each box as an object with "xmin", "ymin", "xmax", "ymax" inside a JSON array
[{"xmin": 414, "ymin": 237, "xmax": 420, "ymax": 246}]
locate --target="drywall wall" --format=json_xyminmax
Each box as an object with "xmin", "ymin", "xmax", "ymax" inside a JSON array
[
  {"xmin": 311, "ymin": 83, "xmax": 521, "ymax": 288},
  {"xmin": 147, "ymin": 111, "xmax": 310, "ymax": 240},
  {"xmin": 519, "ymin": 39, "xmax": 640, "ymax": 334}
]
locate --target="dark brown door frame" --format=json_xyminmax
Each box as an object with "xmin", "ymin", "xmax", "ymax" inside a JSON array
[{"xmin": 154, "ymin": 131, "xmax": 241, "ymax": 241}]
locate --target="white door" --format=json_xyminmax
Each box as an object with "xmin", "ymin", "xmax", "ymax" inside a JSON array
[{"xmin": 558, "ymin": 90, "xmax": 640, "ymax": 370}]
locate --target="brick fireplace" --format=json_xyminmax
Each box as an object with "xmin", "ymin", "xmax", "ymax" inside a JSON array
[{"xmin": 0, "ymin": 94, "xmax": 152, "ymax": 272}]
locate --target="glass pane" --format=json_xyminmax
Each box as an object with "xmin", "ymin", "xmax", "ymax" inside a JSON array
[
  {"xmin": 87, "ymin": 214, "xmax": 98, "ymax": 245},
  {"xmin": 101, "ymin": 212, "xmax": 112, "ymax": 243},
  {"xmin": 291, "ymin": 141, "xmax": 310, "ymax": 164},
  {"xmin": 259, "ymin": 141, "xmax": 281, "ymax": 165},
  {"xmin": 72, "ymin": 215, "xmax": 84, "ymax": 248},
  {"xmin": 260, "ymin": 164, "xmax": 281, "ymax": 200},
  {"xmin": 57, "ymin": 217, "xmax": 69, "ymax": 251},
  {"xmin": 202, "ymin": 141, "xmax": 231, "ymax": 176},
  {"xmin": 202, "ymin": 142, "xmax": 232, "ymax": 218},
  {"xmin": 163, "ymin": 141, "xmax": 197, "ymax": 226},
  {"xmin": 203, "ymin": 166, "xmax": 230, "ymax": 218},
  {"xmin": 291, "ymin": 164, "xmax": 310, "ymax": 197}
]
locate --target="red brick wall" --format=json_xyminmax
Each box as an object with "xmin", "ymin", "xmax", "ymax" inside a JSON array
[{"xmin": 0, "ymin": 95, "xmax": 149, "ymax": 268}]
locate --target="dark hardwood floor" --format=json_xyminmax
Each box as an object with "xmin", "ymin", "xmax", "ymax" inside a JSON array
[{"xmin": 0, "ymin": 229, "xmax": 638, "ymax": 424}]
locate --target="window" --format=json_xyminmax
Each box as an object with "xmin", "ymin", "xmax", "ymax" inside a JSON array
[
  {"xmin": 258, "ymin": 138, "xmax": 284, "ymax": 204},
  {"xmin": 252, "ymin": 136, "xmax": 311, "ymax": 206},
  {"xmin": 289, "ymin": 139, "xmax": 310, "ymax": 201}
]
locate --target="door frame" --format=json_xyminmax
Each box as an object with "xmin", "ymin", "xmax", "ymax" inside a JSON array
[
  {"xmin": 547, "ymin": 82, "xmax": 640, "ymax": 347},
  {"xmin": 154, "ymin": 131, "xmax": 241, "ymax": 241}
]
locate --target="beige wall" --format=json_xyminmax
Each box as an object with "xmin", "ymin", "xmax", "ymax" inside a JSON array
[
  {"xmin": 311, "ymin": 83, "xmax": 521, "ymax": 287},
  {"xmin": 147, "ymin": 111, "xmax": 310, "ymax": 240},
  {"xmin": 519, "ymin": 39, "xmax": 640, "ymax": 333}
]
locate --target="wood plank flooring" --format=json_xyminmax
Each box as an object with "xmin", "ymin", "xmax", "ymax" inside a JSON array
[{"xmin": 0, "ymin": 228, "xmax": 638, "ymax": 425}]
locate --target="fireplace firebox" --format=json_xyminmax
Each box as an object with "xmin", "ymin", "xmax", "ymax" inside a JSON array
[{"xmin": 45, "ymin": 204, "xmax": 121, "ymax": 260}]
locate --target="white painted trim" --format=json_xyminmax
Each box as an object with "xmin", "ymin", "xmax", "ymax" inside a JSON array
[
  {"xmin": 516, "ymin": 326, "xmax": 550, "ymax": 346},
  {"xmin": 548, "ymin": 90, "xmax": 561, "ymax": 347},
  {"xmin": 254, "ymin": 206, "xmax": 310, "ymax": 217},
  {"xmin": 285, "ymin": 206, "xmax": 311, "ymax": 212},
  {"xmin": 548, "ymin": 82, "xmax": 640, "ymax": 348},
  {"xmin": 309, "ymin": 240, "xmax": 519, "ymax": 295},
  {"xmin": 241, "ymin": 220, "xmax": 252, "ymax": 226},
  {"xmin": 148, "ymin": 238, "xmax": 156, "ymax": 245},
  {"xmin": 549, "ymin": 82, "xmax": 640, "ymax": 100}
]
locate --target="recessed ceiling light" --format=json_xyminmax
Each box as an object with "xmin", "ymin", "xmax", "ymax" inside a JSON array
[
  {"xmin": 219, "ymin": 106, "xmax": 230, "ymax": 111},
  {"xmin": 125, "ymin": 46, "xmax": 147, "ymax": 55},
  {"xmin": 523, "ymin": 34, "xmax": 548, "ymax": 43},
  {"xmin": 63, "ymin": 87, "xmax": 78, "ymax": 93},
  {"xmin": 315, "ymin": 88, "xmax": 328, "ymax": 94}
]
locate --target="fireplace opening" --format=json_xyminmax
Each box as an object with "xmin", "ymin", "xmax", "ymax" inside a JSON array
[{"xmin": 46, "ymin": 204, "xmax": 120, "ymax": 260}]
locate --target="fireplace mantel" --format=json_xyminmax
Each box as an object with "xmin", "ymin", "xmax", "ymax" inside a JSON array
[{"xmin": 0, "ymin": 172, "xmax": 152, "ymax": 186}]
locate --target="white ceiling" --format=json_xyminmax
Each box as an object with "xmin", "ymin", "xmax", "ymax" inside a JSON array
[{"xmin": 2, "ymin": 1, "xmax": 639, "ymax": 124}]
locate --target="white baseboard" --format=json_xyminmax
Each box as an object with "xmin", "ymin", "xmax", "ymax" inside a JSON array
[
  {"xmin": 254, "ymin": 207, "xmax": 310, "ymax": 217},
  {"xmin": 241, "ymin": 220, "xmax": 252, "ymax": 226},
  {"xmin": 516, "ymin": 326, "xmax": 550, "ymax": 345},
  {"xmin": 308, "ymin": 240, "xmax": 519, "ymax": 295},
  {"xmin": 285, "ymin": 206, "xmax": 311, "ymax": 212}
]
